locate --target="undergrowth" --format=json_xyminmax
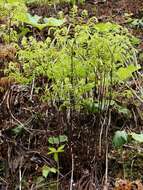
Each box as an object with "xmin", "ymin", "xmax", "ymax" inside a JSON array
[
  {"xmin": 0, "ymin": 1, "xmax": 143, "ymax": 189},
  {"xmin": 6, "ymin": 20, "xmax": 141, "ymax": 113}
]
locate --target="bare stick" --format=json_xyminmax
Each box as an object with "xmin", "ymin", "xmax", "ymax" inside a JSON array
[
  {"xmin": 104, "ymin": 110, "xmax": 111, "ymax": 189},
  {"xmin": 30, "ymin": 77, "xmax": 35, "ymax": 101},
  {"xmin": 19, "ymin": 167, "xmax": 22, "ymax": 190},
  {"xmin": 70, "ymin": 152, "xmax": 74, "ymax": 190}
]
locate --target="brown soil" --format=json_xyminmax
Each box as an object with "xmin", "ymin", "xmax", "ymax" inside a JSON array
[{"xmin": 0, "ymin": 0, "xmax": 143, "ymax": 189}]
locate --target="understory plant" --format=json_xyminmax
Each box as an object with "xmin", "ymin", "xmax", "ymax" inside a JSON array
[
  {"xmin": 6, "ymin": 16, "xmax": 141, "ymax": 112},
  {"xmin": 112, "ymin": 131, "xmax": 143, "ymax": 179},
  {"xmin": 0, "ymin": 0, "xmax": 65, "ymax": 43},
  {"xmin": 41, "ymin": 135, "xmax": 67, "ymax": 190}
]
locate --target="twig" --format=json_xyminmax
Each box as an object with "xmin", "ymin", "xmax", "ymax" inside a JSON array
[
  {"xmin": 0, "ymin": 176, "xmax": 7, "ymax": 184},
  {"xmin": 126, "ymin": 84, "xmax": 143, "ymax": 104},
  {"xmin": 70, "ymin": 152, "xmax": 74, "ymax": 190},
  {"xmin": 99, "ymin": 113, "xmax": 107, "ymax": 156},
  {"xmin": 6, "ymin": 90, "xmax": 32, "ymax": 134},
  {"xmin": 123, "ymin": 144, "xmax": 143, "ymax": 152},
  {"xmin": 19, "ymin": 166, "xmax": 22, "ymax": 190},
  {"xmin": 0, "ymin": 89, "xmax": 9, "ymax": 107},
  {"xmin": 30, "ymin": 77, "xmax": 35, "ymax": 101},
  {"xmin": 104, "ymin": 110, "xmax": 111, "ymax": 188},
  {"xmin": 57, "ymin": 159, "xmax": 59, "ymax": 190},
  {"xmin": 34, "ymin": 171, "xmax": 72, "ymax": 190}
]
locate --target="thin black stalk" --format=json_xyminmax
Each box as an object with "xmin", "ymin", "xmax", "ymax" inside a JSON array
[{"xmin": 69, "ymin": 41, "xmax": 75, "ymax": 190}]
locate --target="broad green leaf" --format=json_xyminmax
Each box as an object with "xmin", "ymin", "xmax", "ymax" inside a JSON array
[
  {"xmin": 48, "ymin": 135, "xmax": 68, "ymax": 145},
  {"xmin": 16, "ymin": 13, "xmax": 41, "ymax": 28},
  {"xmin": 118, "ymin": 107, "xmax": 130, "ymax": 115},
  {"xmin": 117, "ymin": 64, "xmax": 140, "ymax": 81},
  {"xmin": 82, "ymin": 100, "xmax": 99, "ymax": 113},
  {"xmin": 48, "ymin": 137, "xmax": 59, "ymax": 145},
  {"xmin": 43, "ymin": 17, "xmax": 65, "ymax": 27},
  {"xmin": 115, "ymin": 104, "xmax": 131, "ymax": 116},
  {"xmin": 113, "ymin": 131, "xmax": 128, "ymax": 148},
  {"xmin": 94, "ymin": 22, "xmax": 121, "ymax": 33},
  {"xmin": 42, "ymin": 166, "xmax": 56, "ymax": 178},
  {"xmin": 58, "ymin": 135, "xmax": 68, "ymax": 143},
  {"xmin": 42, "ymin": 166, "xmax": 50, "ymax": 178},
  {"xmin": 50, "ymin": 167, "xmax": 57, "ymax": 173},
  {"xmin": 131, "ymin": 132, "xmax": 143, "ymax": 143},
  {"xmin": 16, "ymin": 13, "xmax": 65, "ymax": 30},
  {"xmin": 26, "ymin": 14, "xmax": 41, "ymax": 25}
]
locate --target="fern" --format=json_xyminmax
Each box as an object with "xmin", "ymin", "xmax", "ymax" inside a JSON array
[{"xmin": 6, "ymin": 20, "xmax": 140, "ymax": 110}]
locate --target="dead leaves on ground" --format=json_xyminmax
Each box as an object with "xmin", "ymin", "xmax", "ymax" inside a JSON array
[
  {"xmin": 114, "ymin": 179, "xmax": 143, "ymax": 190},
  {"xmin": 0, "ymin": 44, "xmax": 16, "ymax": 61}
]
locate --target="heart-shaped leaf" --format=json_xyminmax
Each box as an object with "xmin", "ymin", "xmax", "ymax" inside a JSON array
[
  {"xmin": 16, "ymin": 13, "xmax": 65, "ymax": 30},
  {"xmin": 113, "ymin": 131, "xmax": 128, "ymax": 148},
  {"xmin": 42, "ymin": 166, "xmax": 57, "ymax": 178}
]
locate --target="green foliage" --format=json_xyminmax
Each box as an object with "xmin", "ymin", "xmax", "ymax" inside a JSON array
[
  {"xmin": 0, "ymin": 0, "xmax": 26, "ymax": 42},
  {"xmin": 7, "ymin": 20, "xmax": 140, "ymax": 111},
  {"xmin": 48, "ymin": 135, "xmax": 68, "ymax": 145},
  {"xmin": 16, "ymin": 13, "xmax": 65, "ymax": 30},
  {"xmin": 129, "ymin": 18, "xmax": 143, "ymax": 28},
  {"xmin": 94, "ymin": 22, "xmax": 121, "ymax": 33},
  {"xmin": 113, "ymin": 131, "xmax": 143, "ymax": 148},
  {"xmin": 0, "ymin": 0, "xmax": 65, "ymax": 43},
  {"xmin": 11, "ymin": 125, "xmax": 24, "ymax": 135},
  {"xmin": 113, "ymin": 131, "xmax": 128, "ymax": 148},
  {"xmin": 125, "ymin": 13, "xmax": 143, "ymax": 28},
  {"xmin": 115, "ymin": 104, "xmax": 131, "ymax": 116},
  {"xmin": 48, "ymin": 145, "xmax": 65, "ymax": 162},
  {"xmin": 41, "ymin": 135, "xmax": 66, "ymax": 180},
  {"xmin": 42, "ymin": 165, "xmax": 57, "ymax": 178},
  {"xmin": 0, "ymin": 0, "xmax": 27, "ymax": 21},
  {"xmin": 116, "ymin": 64, "xmax": 141, "ymax": 82},
  {"xmin": 130, "ymin": 133, "xmax": 143, "ymax": 143}
]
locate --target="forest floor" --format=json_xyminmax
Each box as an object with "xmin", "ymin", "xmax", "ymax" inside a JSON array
[{"xmin": 0, "ymin": 0, "xmax": 143, "ymax": 189}]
